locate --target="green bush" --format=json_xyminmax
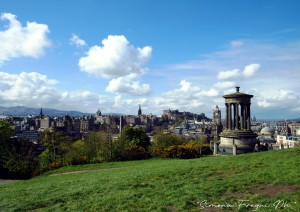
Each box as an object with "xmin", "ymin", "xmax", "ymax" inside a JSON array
[{"xmin": 120, "ymin": 145, "xmax": 149, "ymax": 160}]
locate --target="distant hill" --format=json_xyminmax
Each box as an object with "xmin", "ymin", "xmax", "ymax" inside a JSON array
[
  {"xmin": 0, "ymin": 106, "xmax": 91, "ymax": 117},
  {"xmin": 289, "ymin": 118, "xmax": 300, "ymax": 122}
]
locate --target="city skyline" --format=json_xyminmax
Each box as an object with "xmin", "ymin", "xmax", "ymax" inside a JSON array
[{"xmin": 0, "ymin": 0, "xmax": 299, "ymax": 119}]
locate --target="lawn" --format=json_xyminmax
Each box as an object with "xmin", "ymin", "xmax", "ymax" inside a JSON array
[{"xmin": 0, "ymin": 148, "xmax": 299, "ymax": 211}]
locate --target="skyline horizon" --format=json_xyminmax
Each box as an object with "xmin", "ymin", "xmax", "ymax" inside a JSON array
[{"xmin": 0, "ymin": 104, "xmax": 299, "ymax": 121}]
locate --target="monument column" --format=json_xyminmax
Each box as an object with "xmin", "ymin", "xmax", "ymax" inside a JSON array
[
  {"xmin": 228, "ymin": 103, "xmax": 232, "ymax": 130},
  {"xmin": 240, "ymin": 103, "xmax": 244, "ymax": 130},
  {"xmin": 243, "ymin": 103, "xmax": 247, "ymax": 130},
  {"xmin": 247, "ymin": 103, "xmax": 251, "ymax": 130},
  {"xmin": 235, "ymin": 103, "xmax": 239, "ymax": 129},
  {"xmin": 225, "ymin": 103, "xmax": 229, "ymax": 129},
  {"xmin": 233, "ymin": 104, "xmax": 236, "ymax": 129}
]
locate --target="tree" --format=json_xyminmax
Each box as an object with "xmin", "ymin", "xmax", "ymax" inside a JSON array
[
  {"xmin": 120, "ymin": 126, "xmax": 151, "ymax": 149},
  {"xmin": 84, "ymin": 131, "xmax": 112, "ymax": 163},
  {"xmin": 0, "ymin": 120, "xmax": 12, "ymax": 142},
  {"xmin": 187, "ymin": 136, "xmax": 208, "ymax": 156},
  {"xmin": 0, "ymin": 137, "xmax": 37, "ymax": 179},
  {"xmin": 39, "ymin": 129, "xmax": 72, "ymax": 170},
  {"xmin": 118, "ymin": 126, "xmax": 151, "ymax": 160},
  {"xmin": 152, "ymin": 132, "xmax": 184, "ymax": 148}
]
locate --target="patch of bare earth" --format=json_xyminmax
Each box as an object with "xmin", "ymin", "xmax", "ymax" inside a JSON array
[
  {"xmin": 49, "ymin": 167, "xmax": 122, "ymax": 176},
  {"xmin": 224, "ymin": 191, "xmax": 246, "ymax": 199},
  {"xmin": 251, "ymin": 185, "xmax": 299, "ymax": 197},
  {"xmin": 0, "ymin": 179, "xmax": 20, "ymax": 185},
  {"xmin": 199, "ymin": 207, "xmax": 224, "ymax": 212}
]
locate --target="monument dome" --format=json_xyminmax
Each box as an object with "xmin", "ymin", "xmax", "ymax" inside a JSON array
[{"xmin": 260, "ymin": 126, "xmax": 275, "ymax": 135}]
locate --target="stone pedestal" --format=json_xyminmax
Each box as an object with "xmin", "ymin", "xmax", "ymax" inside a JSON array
[
  {"xmin": 219, "ymin": 130, "xmax": 257, "ymax": 155},
  {"xmin": 233, "ymin": 144, "xmax": 237, "ymax": 155},
  {"xmin": 214, "ymin": 142, "xmax": 218, "ymax": 155}
]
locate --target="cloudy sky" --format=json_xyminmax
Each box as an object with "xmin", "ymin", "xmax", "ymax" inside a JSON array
[{"xmin": 0, "ymin": 0, "xmax": 299, "ymax": 119}]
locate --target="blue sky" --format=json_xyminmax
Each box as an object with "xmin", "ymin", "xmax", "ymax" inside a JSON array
[{"xmin": 0, "ymin": 0, "xmax": 299, "ymax": 119}]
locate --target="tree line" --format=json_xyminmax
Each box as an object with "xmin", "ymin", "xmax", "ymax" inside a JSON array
[{"xmin": 0, "ymin": 120, "xmax": 210, "ymax": 179}]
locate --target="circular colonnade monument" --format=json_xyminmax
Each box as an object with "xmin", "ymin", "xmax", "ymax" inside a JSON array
[{"xmin": 218, "ymin": 86, "xmax": 257, "ymax": 155}]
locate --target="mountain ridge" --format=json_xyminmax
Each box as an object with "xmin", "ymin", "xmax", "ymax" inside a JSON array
[{"xmin": 0, "ymin": 106, "xmax": 91, "ymax": 117}]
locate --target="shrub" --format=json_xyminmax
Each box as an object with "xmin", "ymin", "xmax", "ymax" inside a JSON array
[{"xmin": 120, "ymin": 145, "xmax": 149, "ymax": 160}]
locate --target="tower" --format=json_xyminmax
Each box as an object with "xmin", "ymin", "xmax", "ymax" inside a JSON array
[
  {"xmin": 218, "ymin": 86, "xmax": 257, "ymax": 155},
  {"xmin": 213, "ymin": 105, "xmax": 221, "ymax": 126},
  {"xmin": 212, "ymin": 105, "xmax": 223, "ymax": 142},
  {"xmin": 96, "ymin": 109, "xmax": 101, "ymax": 117},
  {"xmin": 138, "ymin": 104, "xmax": 142, "ymax": 116},
  {"xmin": 39, "ymin": 107, "xmax": 44, "ymax": 119}
]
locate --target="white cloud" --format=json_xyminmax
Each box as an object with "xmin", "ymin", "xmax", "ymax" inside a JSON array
[
  {"xmin": 217, "ymin": 64, "xmax": 260, "ymax": 80},
  {"xmin": 243, "ymin": 64, "xmax": 260, "ymax": 77},
  {"xmin": 70, "ymin": 34, "xmax": 86, "ymax": 47},
  {"xmin": 213, "ymin": 81, "xmax": 236, "ymax": 89},
  {"xmin": 217, "ymin": 69, "xmax": 240, "ymax": 80},
  {"xmin": 114, "ymin": 95, "xmax": 122, "ymax": 107},
  {"xmin": 180, "ymin": 80, "xmax": 192, "ymax": 91},
  {"xmin": 257, "ymin": 100, "xmax": 271, "ymax": 108},
  {"xmin": 231, "ymin": 40, "xmax": 244, "ymax": 48},
  {"xmin": 255, "ymin": 89, "xmax": 300, "ymax": 113},
  {"xmin": 0, "ymin": 72, "xmax": 58, "ymax": 103},
  {"xmin": 0, "ymin": 13, "xmax": 51, "ymax": 63},
  {"xmin": 105, "ymin": 73, "xmax": 150, "ymax": 96},
  {"xmin": 204, "ymin": 88, "xmax": 219, "ymax": 97},
  {"xmin": 79, "ymin": 35, "xmax": 152, "ymax": 78},
  {"xmin": 0, "ymin": 71, "xmax": 109, "ymax": 113}
]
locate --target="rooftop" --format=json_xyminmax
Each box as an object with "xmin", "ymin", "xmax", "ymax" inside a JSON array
[{"xmin": 223, "ymin": 86, "xmax": 253, "ymax": 99}]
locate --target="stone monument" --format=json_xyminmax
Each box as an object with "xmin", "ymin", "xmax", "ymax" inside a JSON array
[{"xmin": 218, "ymin": 86, "xmax": 257, "ymax": 155}]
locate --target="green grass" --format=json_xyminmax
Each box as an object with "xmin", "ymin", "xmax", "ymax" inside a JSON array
[{"xmin": 0, "ymin": 148, "xmax": 299, "ymax": 211}]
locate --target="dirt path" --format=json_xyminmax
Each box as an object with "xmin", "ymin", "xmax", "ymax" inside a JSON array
[
  {"xmin": 49, "ymin": 167, "xmax": 122, "ymax": 176},
  {"xmin": 0, "ymin": 179, "xmax": 21, "ymax": 185}
]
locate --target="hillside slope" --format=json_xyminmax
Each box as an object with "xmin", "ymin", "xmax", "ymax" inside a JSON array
[{"xmin": 0, "ymin": 148, "xmax": 299, "ymax": 211}]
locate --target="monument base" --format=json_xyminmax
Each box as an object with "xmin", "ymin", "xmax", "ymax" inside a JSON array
[{"xmin": 218, "ymin": 130, "xmax": 257, "ymax": 155}]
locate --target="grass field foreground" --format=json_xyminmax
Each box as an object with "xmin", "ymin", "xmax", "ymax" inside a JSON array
[{"xmin": 0, "ymin": 148, "xmax": 299, "ymax": 211}]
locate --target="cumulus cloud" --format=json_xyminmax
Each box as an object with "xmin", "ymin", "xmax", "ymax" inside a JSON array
[
  {"xmin": 105, "ymin": 73, "xmax": 150, "ymax": 96},
  {"xmin": 0, "ymin": 13, "xmax": 51, "ymax": 63},
  {"xmin": 79, "ymin": 35, "xmax": 152, "ymax": 78},
  {"xmin": 213, "ymin": 81, "xmax": 236, "ymax": 89},
  {"xmin": 203, "ymin": 88, "xmax": 219, "ymax": 97},
  {"xmin": 255, "ymin": 89, "xmax": 300, "ymax": 111},
  {"xmin": 217, "ymin": 64, "xmax": 260, "ymax": 80},
  {"xmin": 70, "ymin": 34, "xmax": 86, "ymax": 47},
  {"xmin": 0, "ymin": 71, "xmax": 108, "ymax": 113},
  {"xmin": 138, "ymin": 80, "xmax": 220, "ymax": 113},
  {"xmin": 0, "ymin": 72, "xmax": 58, "ymax": 103},
  {"xmin": 180, "ymin": 80, "xmax": 193, "ymax": 91},
  {"xmin": 217, "ymin": 69, "xmax": 240, "ymax": 80},
  {"xmin": 257, "ymin": 100, "xmax": 271, "ymax": 108},
  {"xmin": 231, "ymin": 40, "xmax": 244, "ymax": 48},
  {"xmin": 243, "ymin": 64, "xmax": 260, "ymax": 77}
]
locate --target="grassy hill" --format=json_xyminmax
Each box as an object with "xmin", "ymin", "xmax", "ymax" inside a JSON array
[{"xmin": 0, "ymin": 148, "xmax": 299, "ymax": 211}]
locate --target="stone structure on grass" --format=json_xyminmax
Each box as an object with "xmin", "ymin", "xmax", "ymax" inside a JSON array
[{"xmin": 218, "ymin": 86, "xmax": 257, "ymax": 155}]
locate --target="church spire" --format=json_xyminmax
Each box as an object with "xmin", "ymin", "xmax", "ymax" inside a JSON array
[
  {"xmin": 39, "ymin": 107, "xmax": 44, "ymax": 119},
  {"xmin": 138, "ymin": 104, "xmax": 142, "ymax": 116}
]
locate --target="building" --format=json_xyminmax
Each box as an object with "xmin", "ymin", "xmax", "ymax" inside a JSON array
[
  {"xmin": 258, "ymin": 126, "xmax": 276, "ymax": 148},
  {"xmin": 276, "ymin": 135, "xmax": 300, "ymax": 148},
  {"xmin": 217, "ymin": 87, "xmax": 257, "ymax": 155},
  {"xmin": 211, "ymin": 105, "xmax": 223, "ymax": 141}
]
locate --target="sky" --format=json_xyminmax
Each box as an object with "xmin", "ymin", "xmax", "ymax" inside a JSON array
[{"xmin": 0, "ymin": 0, "xmax": 299, "ymax": 119}]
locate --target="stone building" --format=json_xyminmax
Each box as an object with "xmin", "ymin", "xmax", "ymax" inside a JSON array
[
  {"xmin": 217, "ymin": 87, "xmax": 257, "ymax": 155},
  {"xmin": 211, "ymin": 105, "xmax": 223, "ymax": 141}
]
